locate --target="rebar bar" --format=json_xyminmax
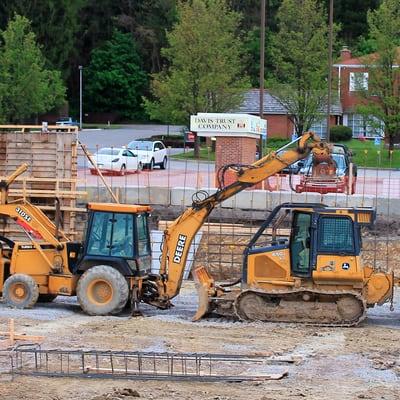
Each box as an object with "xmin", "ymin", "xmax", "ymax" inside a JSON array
[{"xmin": 8, "ymin": 346, "xmax": 293, "ymax": 382}]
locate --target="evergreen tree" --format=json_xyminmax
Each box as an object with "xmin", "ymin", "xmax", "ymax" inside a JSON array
[{"xmin": 84, "ymin": 29, "xmax": 148, "ymax": 120}]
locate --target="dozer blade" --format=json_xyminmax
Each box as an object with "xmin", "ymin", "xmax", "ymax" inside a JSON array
[{"xmin": 192, "ymin": 266, "xmax": 214, "ymax": 321}]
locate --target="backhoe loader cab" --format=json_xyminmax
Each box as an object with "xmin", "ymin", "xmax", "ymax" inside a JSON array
[{"xmin": 78, "ymin": 203, "xmax": 152, "ymax": 276}]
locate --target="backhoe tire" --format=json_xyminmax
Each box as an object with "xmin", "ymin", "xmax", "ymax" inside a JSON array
[
  {"xmin": 77, "ymin": 265, "xmax": 129, "ymax": 316},
  {"xmin": 38, "ymin": 294, "xmax": 58, "ymax": 303},
  {"xmin": 3, "ymin": 274, "xmax": 39, "ymax": 309}
]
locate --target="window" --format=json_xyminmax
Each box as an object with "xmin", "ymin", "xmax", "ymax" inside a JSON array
[
  {"xmin": 310, "ymin": 119, "xmax": 328, "ymax": 139},
  {"xmin": 122, "ymin": 150, "xmax": 135, "ymax": 157},
  {"xmin": 136, "ymin": 214, "xmax": 150, "ymax": 256},
  {"xmin": 154, "ymin": 142, "xmax": 164, "ymax": 151},
  {"xmin": 87, "ymin": 212, "xmax": 112, "ymax": 256},
  {"xmin": 349, "ymin": 72, "xmax": 368, "ymax": 91},
  {"xmin": 318, "ymin": 216, "xmax": 355, "ymax": 254},
  {"xmin": 290, "ymin": 212, "xmax": 312, "ymax": 275},
  {"xmin": 346, "ymin": 114, "xmax": 384, "ymax": 138},
  {"xmin": 87, "ymin": 212, "xmax": 134, "ymax": 258},
  {"xmin": 111, "ymin": 213, "xmax": 134, "ymax": 258},
  {"xmin": 128, "ymin": 141, "xmax": 153, "ymax": 150}
]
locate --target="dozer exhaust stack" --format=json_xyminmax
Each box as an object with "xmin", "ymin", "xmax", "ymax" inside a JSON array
[{"xmin": 192, "ymin": 266, "xmax": 215, "ymax": 321}]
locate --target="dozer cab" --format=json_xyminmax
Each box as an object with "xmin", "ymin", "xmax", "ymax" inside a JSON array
[
  {"xmin": 0, "ymin": 164, "xmax": 153, "ymax": 315},
  {"xmin": 193, "ymin": 203, "xmax": 393, "ymax": 326}
]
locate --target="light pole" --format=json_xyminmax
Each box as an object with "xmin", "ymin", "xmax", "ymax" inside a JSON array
[
  {"xmin": 259, "ymin": 0, "xmax": 266, "ymax": 157},
  {"xmin": 326, "ymin": 0, "xmax": 334, "ymax": 141},
  {"xmin": 79, "ymin": 65, "xmax": 83, "ymax": 130}
]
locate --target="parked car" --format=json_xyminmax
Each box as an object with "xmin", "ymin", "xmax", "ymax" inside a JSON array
[
  {"xmin": 90, "ymin": 147, "xmax": 143, "ymax": 176},
  {"xmin": 296, "ymin": 152, "xmax": 357, "ymax": 194},
  {"xmin": 56, "ymin": 117, "xmax": 79, "ymax": 126},
  {"xmin": 127, "ymin": 140, "xmax": 168, "ymax": 170}
]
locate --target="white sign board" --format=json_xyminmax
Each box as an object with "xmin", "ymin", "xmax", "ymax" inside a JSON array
[{"xmin": 190, "ymin": 113, "xmax": 267, "ymax": 138}]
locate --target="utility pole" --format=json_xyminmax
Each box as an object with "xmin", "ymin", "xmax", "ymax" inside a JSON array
[
  {"xmin": 259, "ymin": 0, "xmax": 266, "ymax": 156},
  {"xmin": 79, "ymin": 65, "xmax": 83, "ymax": 130},
  {"xmin": 326, "ymin": 0, "xmax": 334, "ymax": 141}
]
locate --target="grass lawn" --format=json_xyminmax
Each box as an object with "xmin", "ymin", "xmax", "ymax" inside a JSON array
[
  {"xmin": 172, "ymin": 138, "xmax": 399, "ymax": 168},
  {"xmin": 172, "ymin": 147, "xmax": 216, "ymax": 161},
  {"xmin": 337, "ymin": 139, "xmax": 400, "ymax": 168}
]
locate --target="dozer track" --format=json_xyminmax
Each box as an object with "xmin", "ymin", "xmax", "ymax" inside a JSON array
[{"xmin": 232, "ymin": 288, "xmax": 367, "ymax": 327}]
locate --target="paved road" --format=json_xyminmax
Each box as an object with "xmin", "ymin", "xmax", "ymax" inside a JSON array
[{"xmin": 78, "ymin": 124, "xmax": 186, "ymax": 149}]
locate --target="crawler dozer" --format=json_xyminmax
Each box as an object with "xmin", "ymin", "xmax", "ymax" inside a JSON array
[{"xmin": 192, "ymin": 203, "xmax": 393, "ymax": 326}]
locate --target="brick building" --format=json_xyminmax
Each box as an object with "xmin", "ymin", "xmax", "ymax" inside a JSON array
[
  {"xmin": 236, "ymin": 89, "xmax": 342, "ymax": 139},
  {"xmin": 333, "ymin": 46, "xmax": 385, "ymax": 138},
  {"xmin": 237, "ymin": 47, "xmax": 392, "ymax": 140}
]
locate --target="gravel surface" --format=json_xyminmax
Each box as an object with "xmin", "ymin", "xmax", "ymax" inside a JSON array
[{"xmin": 0, "ymin": 283, "xmax": 399, "ymax": 400}]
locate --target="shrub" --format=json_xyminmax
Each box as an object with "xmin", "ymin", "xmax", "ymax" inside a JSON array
[
  {"xmin": 330, "ymin": 125, "xmax": 352, "ymax": 142},
  {"xmin": 266, "ymin": 137, "xmax": 290, "ymax": 147}
]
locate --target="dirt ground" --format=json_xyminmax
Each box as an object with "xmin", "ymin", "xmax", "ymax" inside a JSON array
[{"xmin": 0, "ymin": 283, "xmax": 399, "ymax": 400}]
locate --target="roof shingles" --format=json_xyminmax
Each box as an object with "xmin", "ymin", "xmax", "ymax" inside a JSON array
[{"xmin": 236, "ymin": 89, "xmax": 342, "ymax": 116}]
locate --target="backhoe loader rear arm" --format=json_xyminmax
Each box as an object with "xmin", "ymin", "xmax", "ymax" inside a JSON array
[
  {"xmin": 154, "ymin": 132, "xmax": 331, "ymax": 306},
  {"xmin": 0, "ymin": 163, "xmax": 67, "ymax": 249}
]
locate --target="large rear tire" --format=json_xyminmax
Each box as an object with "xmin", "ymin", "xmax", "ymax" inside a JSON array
[
  {"xmin": 3, "ymin": 274, "xmax": 39, "ymax": 309},
  {"xmin": 77, "ymin": 265, "xmax": 129, "ymax": 316}
]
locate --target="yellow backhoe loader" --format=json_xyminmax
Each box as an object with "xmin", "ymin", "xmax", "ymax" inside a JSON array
[
  {"xmin": 0, "ymin": 132, "xmax": 395, "ymax": 325},
  {"xmin": 0, "ymin": 165, "xmax": 153, "ymax": 315}
]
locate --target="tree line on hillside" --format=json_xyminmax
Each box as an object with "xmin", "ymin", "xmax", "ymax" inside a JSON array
[{"xmin": 0, "ymin": 0, "xmax": 398, "ymax": 149}]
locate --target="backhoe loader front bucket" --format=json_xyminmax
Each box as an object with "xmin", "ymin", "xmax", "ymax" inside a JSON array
[{"xmin": 192, "ymin": 266, "xmax": 214, "ymax": 321}]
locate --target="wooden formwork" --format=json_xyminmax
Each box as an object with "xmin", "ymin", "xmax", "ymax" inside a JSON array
[{"xmin": 0, "ymin": 125, "xmax": 86, "ymax": 240}]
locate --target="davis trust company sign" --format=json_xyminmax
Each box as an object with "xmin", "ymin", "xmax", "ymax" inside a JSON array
[{"xmin": 190, "ymin": 113, "xmax": 267, "ymax": 139}]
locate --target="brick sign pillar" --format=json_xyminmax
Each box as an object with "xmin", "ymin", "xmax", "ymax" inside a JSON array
[{"xmin": 215, "ymin": 136, "xmax": 258, "ymax": 186}]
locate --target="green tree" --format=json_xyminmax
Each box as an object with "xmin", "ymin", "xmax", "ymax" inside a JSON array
[
  {"xmin": 144, "ymin": 0, "xmax": 249, "ymax": 127},
  {"xmin": 357, "ymin": 0, "xmax": 400, "ymax": 154},
  {"xmin": 269, "ymin": 0, "xmax": 335, "ymax": 136},
  {"xmin": 84, "ymin": 29, "xmax": 148, "ymax": 120},
  {"xmin": 0, "ymin": 14, "xmax": 65, "ymax": 123}
]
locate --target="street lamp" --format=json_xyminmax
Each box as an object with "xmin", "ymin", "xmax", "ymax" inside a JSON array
[
  {"xmin": 79, "ymin": 65, "xmax": 83, "ymax": 130},
  {"xmin": 326, "ymin": 0, "xmax": 334, "ymax": 141},
  {"xmin": 259, "ymin": 0, "xmax": 266, "ymax": 157}
]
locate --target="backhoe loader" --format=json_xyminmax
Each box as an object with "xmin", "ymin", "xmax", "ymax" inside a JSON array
[
  {"xmin": 0, "ymin": 132, "xmax": 395, "ymax": 325},
  {"xmin": 0, "ymin": 164, "xmax": 152, "ymax": 315}
]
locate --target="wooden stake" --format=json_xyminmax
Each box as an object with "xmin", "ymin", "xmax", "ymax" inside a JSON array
[{"xmin": 0, "ymin": 318, "xmax": 44, "ymax": 348}]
